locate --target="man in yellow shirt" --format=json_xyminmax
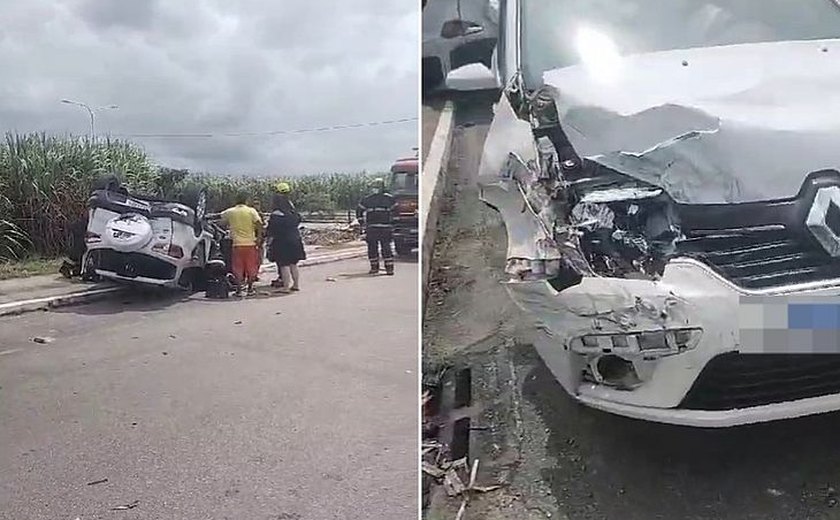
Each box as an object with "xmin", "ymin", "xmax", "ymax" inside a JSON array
[{"xmin": 220, "ymin": 192, "xmax": 264, "ymax": 296}]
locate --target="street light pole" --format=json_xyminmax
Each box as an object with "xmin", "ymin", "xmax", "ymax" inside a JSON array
[{"xmin": 60, "ymin": 99, "xmax": 119, "ymax": 140}]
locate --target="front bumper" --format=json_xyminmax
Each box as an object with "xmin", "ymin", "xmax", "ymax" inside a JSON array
[
  {"xmin": 85, "ymin": 248, "xmax": 181, "ymax": 288},
  {"xmin": 577, "ymin": 392, "xmax": 840, "ymax": 428},
  {"xmin": 510, "ymin": 257, "xmax": 840, "ymax": 427},
  {"xmin": 393, "ymin": 218, "xmax": 419, "ymax": 246}
]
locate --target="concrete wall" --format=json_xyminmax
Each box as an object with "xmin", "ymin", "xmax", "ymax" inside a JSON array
[{"xmin": 420, "ymin": 101, "xmax": 455, "ymax": 305}]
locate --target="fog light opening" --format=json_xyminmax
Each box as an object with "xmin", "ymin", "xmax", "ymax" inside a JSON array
[{"xmin": 594, "ymin": 355, "xmax": 643, "ymax": 390}]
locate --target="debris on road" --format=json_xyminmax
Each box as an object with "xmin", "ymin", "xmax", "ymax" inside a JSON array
[
  {"xmin": 234, "ymin": 320, "xmax": 242, "ymax": 325},
  {"xmin": 87, "ymin": 478, "xmax": 108, "ymax": 486},
  {"xmin": 766, "ymin": 488, "xmax": 784, "ymax": 497},
  {"xmin": 300, "ymin": 226, "xmax": 357, "ymax": 246},
  {"xmin": 423, "ymin": 461, "xmax": 447, "ymax": 480},
  {"xmin": 444, "ymin": 468, "xmax": 467, "ymax": 497},
  {"xmin": 423, "ymin": 361, "xmax": 504, "ymax": 518},
  {"xmin": 32, "ymin": 336, "xmax": 54, "ymax": 344},
  {"xmin": 326, "ymin": 277, "xmax": 337, "ymax": 282},
  {"xmin": 111, "ymin": 500, "xmax": 139, "ymax": 511}
]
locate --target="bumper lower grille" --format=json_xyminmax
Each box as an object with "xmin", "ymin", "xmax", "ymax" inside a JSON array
[
  {"xmin": 676, "ymin": 227, "xmax": 840, "ymax": 289},
  {"xmin": 92, "ymin": 249, "xmax": 177, "ymax": 281},
  {"xmin": 679, "ymin": 353, "xmax": 840, "ymax": 410}
]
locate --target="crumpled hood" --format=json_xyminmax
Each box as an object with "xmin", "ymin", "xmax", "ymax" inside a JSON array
[{"xmin": 544, "ymin": 39, "xmax": 840, "ymax": 204}]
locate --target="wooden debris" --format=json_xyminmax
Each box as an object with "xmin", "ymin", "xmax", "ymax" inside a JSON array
[
  {"xmin": 422, "ymin": 462, "xmax": 446, "ymax": 479},
  {"xmin": 443, "ymin": 469, "xmax": 466, "ymax": 497}
]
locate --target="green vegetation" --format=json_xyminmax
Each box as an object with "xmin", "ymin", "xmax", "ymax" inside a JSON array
[
  {"xmin": 0, "ymin": 257, "xmax": 63, "ymax": 280},
  {"xmin": 0, "ymin": 132, "xmax": 377, "ymax": 260}
]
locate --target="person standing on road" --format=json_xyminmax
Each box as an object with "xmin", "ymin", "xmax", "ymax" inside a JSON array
[
  {"xmin": 267, "ymin": 182, "xmax": 306, "ymax": 293},
  {"xmin": 356, "ymin": 177, "xmax": 396, "ymax": 276},
  {"xmin": 220, "ymin": 192, "xmax": 263, "ymax": 296}
]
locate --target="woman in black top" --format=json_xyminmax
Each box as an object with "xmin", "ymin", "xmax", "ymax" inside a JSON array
[{"xmin": 267, "ymin": 188, "xmax": 306, "ymax": 292}]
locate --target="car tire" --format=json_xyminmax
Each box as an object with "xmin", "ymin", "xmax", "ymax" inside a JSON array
[
  {"xmin": 92, "ymin": 174, "xmax": 122, "ymax": 192},
  {"xmin": 181, "ymin": 185, "xmax": 208, "ymax": 234},
  {"xmin": 179, "ymin": 267, "xmax": 207, "ymax": 293},
  {"xmin": 395, "ymin": 239, "xmax": 413, "ymax": 257},
  {"xmin": 422, "ymin": 57, "xmax": 444, "ymax": 93}
]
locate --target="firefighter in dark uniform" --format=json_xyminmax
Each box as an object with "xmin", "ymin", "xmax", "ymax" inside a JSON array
[{"xmin": 356, "ymin": 178, "xmax": 396, "ymax": 275}]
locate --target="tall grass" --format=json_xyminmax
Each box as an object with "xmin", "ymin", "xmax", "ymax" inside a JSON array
[{"xmin": 0, "ymin": 132, "xmax": 379, "ymax": 257}]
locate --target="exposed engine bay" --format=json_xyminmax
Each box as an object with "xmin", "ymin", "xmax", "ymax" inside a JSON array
[
  {"xmin": 496, "ymin": 80, "xmax": 840, "ymax": 292},
  {"xmin": 498, "ymin": 85, "xmax": 686, "ymax": 286},
  {"xmin": 567, "ymin": 163, "xmax": 681, "ymax": 280}
]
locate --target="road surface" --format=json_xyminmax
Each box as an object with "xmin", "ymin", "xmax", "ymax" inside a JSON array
[
  {"xmin": 423, "ymin": 94, "xmax": 840, "ymax": 520},
  {"xmin": 0, "ymin": 258, "xmax": 418, "ymax": 520}
]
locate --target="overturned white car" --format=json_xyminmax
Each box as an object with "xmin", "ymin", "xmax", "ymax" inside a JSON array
[
  {"xmin": 478, "ymin": 0, "xmax": 840, "ymax": 426},
  {"xmin": 82, "ymin": 178, "xmax": 220, "ymax": 290}
]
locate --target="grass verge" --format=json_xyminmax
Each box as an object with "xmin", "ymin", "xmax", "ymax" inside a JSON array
[{"xmin": 0, "ymin": 257, "xmax": 62, "ymax": 280}]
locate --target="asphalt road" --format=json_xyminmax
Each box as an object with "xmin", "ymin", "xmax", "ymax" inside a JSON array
[
  {"xmin": 0, "ymin": 258, "xmax": 418, "ymax": 520},
  {"xmin": 423, "ymin": 94, "xmax": 840, "ymax": 520}
]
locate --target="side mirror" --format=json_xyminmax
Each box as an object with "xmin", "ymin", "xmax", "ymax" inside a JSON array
[{"xmin": 444, "ymin": 63, "xmax": 500, "ymax": 92}]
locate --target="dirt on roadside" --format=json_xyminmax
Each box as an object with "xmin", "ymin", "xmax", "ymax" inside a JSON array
[
  {"xmin": 422, "ymin": 100, "xmax": 561, "ymax": 520},
  {"xmin": 300, "ymin": 226, "xmax": 358, "ymax": 247}
]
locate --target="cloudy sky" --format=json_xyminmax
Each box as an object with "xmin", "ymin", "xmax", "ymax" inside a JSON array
[{"xmin": 0, "ymin": 0, "xmax": 418, "ymax": 176}]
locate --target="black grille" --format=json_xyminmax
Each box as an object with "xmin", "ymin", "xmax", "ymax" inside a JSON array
[
  {"xmin": 679, "ymin": 353, "xmax": 840, "ymax": 410},
  {"xmin": 92, "ymin": 249, "xmax": 177, "ymax": 281},
  {"xmin": 676, "ymin": 226, "xmax": 840, "ymax": 289}
]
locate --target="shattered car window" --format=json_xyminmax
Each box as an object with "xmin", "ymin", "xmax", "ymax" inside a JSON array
[{"xmin": 521, "ymin": 0, "xmax": 840, "ymax": 87}]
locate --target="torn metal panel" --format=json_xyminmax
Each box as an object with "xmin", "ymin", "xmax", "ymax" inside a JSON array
[
  {"xmin": 543, "ymin": 39, "xmax": 840, "ymax": 204},
  {"xmin": 502, "ymin": 262, "xmax": 734, "ymax": 409}
]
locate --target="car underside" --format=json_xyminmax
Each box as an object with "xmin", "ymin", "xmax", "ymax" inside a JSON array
[{"xmin": 83, "ymin": 184, "xmax": 218, "ymax": 290}]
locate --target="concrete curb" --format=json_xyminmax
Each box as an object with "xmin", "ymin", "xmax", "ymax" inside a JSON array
[
  {"xmin": 0, "ymin": 287, "xmax": 125, "ymax": 318},
  {"xmin": 0, "ymin": 247, "xmax": 367, "ymax": 317},
  {"xmin": 421, "ymin": 101, "xmax": 455, "ymax": 305}
]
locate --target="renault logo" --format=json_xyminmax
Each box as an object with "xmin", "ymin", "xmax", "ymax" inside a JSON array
[{"xmin": 806, "ymin": 186, "xmax": 840, "ymax": 257}]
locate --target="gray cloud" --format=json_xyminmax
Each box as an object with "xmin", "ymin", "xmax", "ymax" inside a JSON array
[{"xmin": 0, "ymin": 0, "xmax": 418, "ymax": 175}]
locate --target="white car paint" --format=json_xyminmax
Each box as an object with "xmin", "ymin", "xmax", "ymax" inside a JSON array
[
  {"xmin": 84, "ymin": 204, "xmax": 212, "ymax": 289},
  {"xmin": 477, "ymin": 0, "xmax": 840, "ymax": 427}
]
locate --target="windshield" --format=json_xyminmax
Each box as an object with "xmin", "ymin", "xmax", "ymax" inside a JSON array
[
  {"xmin": 390, "ymin": 171, "xmax": 419, "ymax": 192},
  {"xmin": 521, "ymin": 0, "xmax": 840, "ymax": 87}
]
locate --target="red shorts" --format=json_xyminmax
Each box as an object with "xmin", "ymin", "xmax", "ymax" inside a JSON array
[{"xmin": 231, "ymin": 245, "xmax": 261, "ymax": 283}]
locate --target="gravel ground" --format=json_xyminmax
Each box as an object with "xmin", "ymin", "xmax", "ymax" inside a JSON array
[{"xmin": 422, "ymin": 93, "xmax": 840, "ymax": 520}]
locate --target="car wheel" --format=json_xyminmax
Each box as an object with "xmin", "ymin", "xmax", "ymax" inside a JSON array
[
  {"xmin": 395, "ymin": 239, "xmax": 413, "ymax": 257},
  {"xmin": 422, "ymin": 57, "xmax": 444, "ymax": 92},
  {"xmin": 92, "ymin": 174, "xmax": 122, "ymax": 192},
  {"xmin": 179, "ymin": 267, "xmax": 207, "ymax": 293},
  {"xmin": 181, "ymin": 185, "xmax": 208, "ymax": 234},
  {"xmin": 181, "ymin": 185, "xmax": 207, "ymax": 214}
]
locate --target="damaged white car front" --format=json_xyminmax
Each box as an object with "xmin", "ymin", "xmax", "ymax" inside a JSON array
[{"xmin": 479, "ymin": 0, "xmax": 840, "ymax": 427}]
